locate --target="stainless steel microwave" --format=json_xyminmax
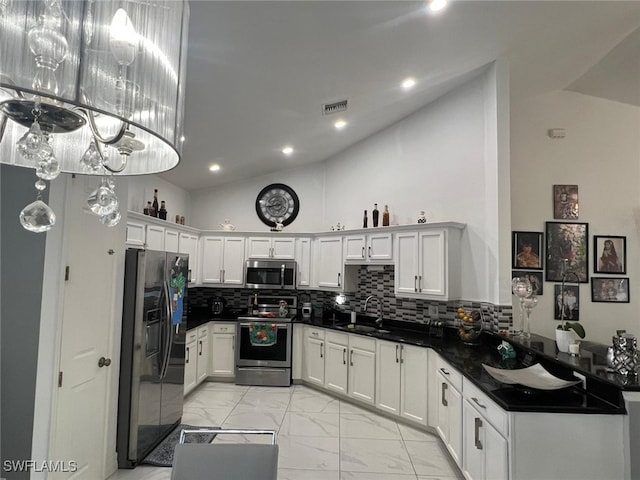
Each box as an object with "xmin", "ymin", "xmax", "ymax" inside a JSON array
[{"xmin": 245, "ymin": 260, "xmax": 297, "ymax": 290}]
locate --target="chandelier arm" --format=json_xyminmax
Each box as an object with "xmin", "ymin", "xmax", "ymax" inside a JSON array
[
  {"xmin": 102, "ymin": 154, "xmax": 128, "ymax": 174},
  {"xmin": 84, "ymin": 107, "xmax": 128, "ymax": 145},
  {"xmin": 0, "ymin": 112, "xmax": 7, "ymax": 143}
]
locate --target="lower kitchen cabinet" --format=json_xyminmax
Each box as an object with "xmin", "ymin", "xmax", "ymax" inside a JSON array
[
  {"xmin": 435, "ymin": 355, "xmax": 463, "ymax": 466},
  {"xmin": 196, "ymin": 325, "xmax": 210, "ymax": 383},
  {"xmin": 303, "ymin": 326, "xmax": 325, "ymax": 386},
  {"xmin": 210, "ymin": 322, "xmax": 236, "ymax": 377},
  {"xmin": 325, "ymin": 331, "xmax": 348, "ymax": 395},
  {"xmin": 184, "ymin": 329, "xmax": 198, "ymax": 395},
  {"xmin": 347, "ymin": 335, "xmax": 376, "ymax": 404}
]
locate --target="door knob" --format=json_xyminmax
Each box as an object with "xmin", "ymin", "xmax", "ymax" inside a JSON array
[{"xmin": 98, "ymin": 357, "xmax": 112, "ymax": 367}]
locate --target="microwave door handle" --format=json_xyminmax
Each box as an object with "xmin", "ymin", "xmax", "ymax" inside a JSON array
[
  {"xmin": 160, "ymin": 281, "xmax": 173, "ymax": 379},
  {"xmin": 281, "ymin": 264, "xmax": 285, "ymax": 288}
]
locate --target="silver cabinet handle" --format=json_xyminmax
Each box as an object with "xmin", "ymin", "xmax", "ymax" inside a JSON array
[
  {"xmin": 350, "ymin": 349, "xmax": 354, "ymax": 366},
  {"xmin": 186, "ymin": 346, "xmax": 190, "ymax": 364},
  {"xmin": 199, "ymin": 340, "xmax": 203, "ymax": 355},
  {"xmin": 343, "ymin": 348, "xmax": 347, "ymax": 365},
  {"xmin": 395, "ymin": 345, "xmax": 399, "ymax": 363},
  {"xmin": 474, "ymin": 417, "xmax": 483, "ymax": 450},
  {"xmin": 232, "ymin": 335, "xmax": 235, "ymax": 350},
  {"xmin": 472, "ymin": 397, "xmax": 486, "ymax": 409},
  {"xmin": 368, "ymin": 246, "xmax": 371, "ymax": 258},
  {"xmin": 414, "ymin": 275, "xmax": 418, "ymax": 292},
  {"xmin": 361, "ymin": 246, "xmax": 365, "ymax": 258},
  {"xmin": 320, "ymin": 342, "xmax": 324, "ymax": 358},
  {"xmin": 418, "ymin": 275, "xmax": 422, "ymax": 291},
  {"xmin": 400, "ymin": 345, "xmax": 404, "ymax": 364},
  {"xmin": 337, "ymin": 272, "xmax": 341, "ymax": 287},
  {"xmin": 441, "ymin": 382, "xmax": 448, "ymax": 406},
  {"xmin": 312, "ymin": 331, "xmax": 319, "ymax": 336},
  {"xmin": 440, "ymin": 368, "xmax": 450, "ymax": 375}
]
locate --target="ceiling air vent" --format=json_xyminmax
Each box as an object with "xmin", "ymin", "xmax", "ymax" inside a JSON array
[{"xmin": 322, "ymin": 99, "xmax": 348, "ymax": 116}]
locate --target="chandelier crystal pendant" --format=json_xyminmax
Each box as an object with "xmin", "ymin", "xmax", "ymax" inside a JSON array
[{"xmin": 0, "ymin": 0, "xmax": 190, "ymax": 232}]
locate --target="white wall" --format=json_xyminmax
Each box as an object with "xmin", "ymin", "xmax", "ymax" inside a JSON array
[
  {"xmin": 511, "ymin": 90, "xmax": 640, "ymax": 344},
  {"xmin": 189, "ymin": 67, "xmax": 507, "ymax": 304}
]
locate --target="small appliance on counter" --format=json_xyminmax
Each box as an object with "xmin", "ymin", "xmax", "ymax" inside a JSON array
[
  {"xmin": 301, "ymin": 302, "xmax": 312, "ymax": 320},
  {"xmin": 208, "ymin": 296, "xmax": 227, "ymax": 317}
]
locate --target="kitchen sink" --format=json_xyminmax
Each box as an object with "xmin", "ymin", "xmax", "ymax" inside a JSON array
[{"xmin": 340, "ymin": 324, "xmax": 391, "ymax": 335}]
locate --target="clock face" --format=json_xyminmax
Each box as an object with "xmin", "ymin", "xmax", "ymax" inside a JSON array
[{"xmin": 255, "ymin": 183, "xmax": 300, "ymax": 227}]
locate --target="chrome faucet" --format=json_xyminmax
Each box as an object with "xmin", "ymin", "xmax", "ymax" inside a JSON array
[{"xmin": 363, "ymin": 295, "xmax": 383, "ymax": 327}]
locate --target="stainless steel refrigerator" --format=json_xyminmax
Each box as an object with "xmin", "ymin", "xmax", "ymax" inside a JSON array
[{"xmin": 117, "ymin": 249, "xmax": 189, "ymax": 468}]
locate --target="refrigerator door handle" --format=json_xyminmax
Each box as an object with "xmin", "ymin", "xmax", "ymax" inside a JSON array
[{"xmin": 159, "ymin": 280, "xmax": 173, "ymax": 379}]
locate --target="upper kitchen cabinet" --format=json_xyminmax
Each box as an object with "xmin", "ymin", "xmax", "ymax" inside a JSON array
[
  {"xmin": 246, "ymin": 236, "xmax": 295, "ymax": 259},
  {"xmin": 344, "ymin": 232, "xmax": 393, "ymax": 263},
  {"xmin": 394, "ymin": 223, "xmax": 464, "ymax": 301},
  {"xmin": 201, "ymin": 235, "xmax": 246, "ymax": 285},
  {"xmin": 295, "ymin": 237, "xmax": 312, "ymax": 288},
  {"xmin": 178, "ymin": 232, "xmax": 199, "ymax": 284},
  {"xmin": 313, "ymin": 236, "xmax": 356, "ymax": 291}
]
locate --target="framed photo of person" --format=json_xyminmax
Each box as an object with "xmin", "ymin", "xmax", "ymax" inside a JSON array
[
  {"xmin": 512, "ymin": 231, "xmax": 543, "ymax": 270},
  {"xmin": 512, "ymin": 271, "xmax": 543, "ymax": 295},
  {"xmin": 553, "ymin": 184, "xmax": 579, "ymax": 219},
  {"xmin": 593, "ymin": 236, "xmax": 626, "ymax": 274},
  {"xmin": 591, "ymin": 277, "xmax": 630, "ymax": 303},
  {"xmin": 554, "ymin": 284, "xmax": 580, "ymax": 321},
  {"xmin": 545, "ymin": 222, "xmax": 589, "ymax": 283}
]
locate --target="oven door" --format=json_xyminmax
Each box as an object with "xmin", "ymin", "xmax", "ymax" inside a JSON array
[{"xmin": 236, "ymin": 321, "xmax": 292, "ymax": 368}]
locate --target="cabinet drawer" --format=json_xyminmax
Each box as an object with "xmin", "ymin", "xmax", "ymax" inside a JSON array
[
  {"xmin": 306, "ymin": 326, "xmax": 326, "ymax": 340},
  {"xmin": 186, "ymin": 330, "xmax": 198, "ymax": 343},
  {"xmin": 435, "ymin": 355, "xmax": 462, "ymax": 391},
  {"xmin": 326, "ymin": 330, "xmax": 348, "ymax": 345},
  {"xmin": 463, "ymin": 377, "xmax": 509, "ymax": 437},
  {"xmin": 349, "ymin": 334, "xmax": 376, "ymax": 352},
  {"xmin": 197, "ymin": 325, "xmax": 209, "ymax": 338},
  {"xmin": 212, "ymin": 323, "xmax": 236, "ymax": 334}
]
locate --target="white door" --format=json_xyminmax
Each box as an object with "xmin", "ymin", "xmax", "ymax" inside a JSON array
[
  {"xmin": 400, "ymin": 344, "xmax": 428, "ymax": 425},
  {"xmin": 394, "ymin": 232, "xmax": 419, "ymax": 295},
  {"xmin": 375, "ymin": 340, "xmax": 401, "ymax": 415},
  {"xmin": 201, "ymin": 236, "xmax": 224, "ymax": 283},
  {"xmin": 418, "ymin": 230, "xmax": 447, "ymax": 297},
  {"xmin": 348, "ymin": 345, "xmax": 376, "ymax": 405},
  {"xmin": 324, "ymin": 340, "xmax": 348, "ymax": 394},
  {"xmin": 222, "ymin": 237, "xmax": 245, "ymax": 284},
  {"xmin": 51, "ymin": 176, "xmax": 122, "ymax": 479},
  {"xmin": 211, "ymin": 333, "xmax": 235, "ymax": 376},
  {"xmin": 304, "ymin": 335, "xmax": 325, "ymax": 386},
  {"xmin": 316, "ymin": 237, "xmax": 343, "ymax": 288}
]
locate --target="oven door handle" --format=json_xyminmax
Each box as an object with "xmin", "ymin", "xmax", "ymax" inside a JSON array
[{"xmin": 239, "ymin": 322, "xmax": 290, "ymax": 328}]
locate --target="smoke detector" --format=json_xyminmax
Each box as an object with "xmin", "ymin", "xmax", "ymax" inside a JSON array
[
  {"xmin": 548, "ymin": 128, "xmax": 566, "ymax": 139},
  {"xmin": 322, "ymin": 99, "xmax": 348, "ymax": 116}
]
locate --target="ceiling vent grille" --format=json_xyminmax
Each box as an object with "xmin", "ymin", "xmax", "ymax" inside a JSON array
[{"xmin": 322, "ymin": 99, "xmax": 348, "ymax": 115}]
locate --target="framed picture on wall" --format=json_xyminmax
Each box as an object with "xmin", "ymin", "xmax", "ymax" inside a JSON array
[
  {"xmin": 512, "ymin": 271, "xmax": 543, "ymax": 295},
  {"xmin": 593, "ymin": 236, "xmax": 626, "ymax": 274},
  {"xmin": 553, "ymin": 184, "xmax": 579, "ymax": 219},
  {"xmin": 554, "ymin": 284, "xmax": 580, "ymax": 320},
  {"xmin": 545, "ymin": 222, "xmax": 589, "ymax": 283},
  {"xmin": 512, "ymin": 231, "xmax": 543, "ymax": 270},
  {"xmin": 591, "ymin": 277, "xmax": 630, "ymax": 303}
]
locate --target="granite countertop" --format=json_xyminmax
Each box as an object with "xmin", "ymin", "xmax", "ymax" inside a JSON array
[{"xmin": 300, "ymin": 314, "xmax": 626, "ymax": 415}]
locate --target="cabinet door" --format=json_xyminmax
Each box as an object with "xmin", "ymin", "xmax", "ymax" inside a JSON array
[
  {"xmin": 304, "ymin": 336, "xmax": 325, "ymax": 386},
  {"xmin": 146, "ymin": 225, "xmax": 165, "ymax": 251},
  {"xmin": 178, "ymin": 233, "xmax": 199, "ymax": 283},
  {"xmin": 400, "ymin": 344, "xmax": 428, "ymax": 426},
  {"xmin": 316, "ymin": 237, "xmax": 343, "ymax": 288},
  {"xmin": 201, "ymin": 237, "xmax": 224, "ymax": 283},
  {"xmin": 463, "ymin": 400, "xmax": 484, "ymax": 480},
  {"xmin": 447, "ymin": 382, "xmax": 463, "ymax": 466},
  {"xmin": 418, "ymin": 230, "xmax": 447, "ymax": 298},
  {"xmin": 348, "ymin": 342, "xmax": 376, "ymax": 405},
  {"xmin": 196, "ymin": 331, "xmax": 210, "ymax": 383},
  {"xmin": 211, "ymin": 333, "xmax": 235, "ymax": 377},
  {"xmin": 296, "ymin": 237, "xmax": 312, "ymax": 287},
  {"xmin": 325, "ymin": 340, "xmax": 348, "ymax": 395},
  {"xmin": 165, "ymin": 229, "xmax": 180, "ymax": 253},
  {"xmin": 394, "ymin": 232, "xmax": 419, "ymax": 295},
  {"xmin": 376, "ymin": 340, "xmax": 401, "ymax": 415},
  {"xmin": 272, "ymin": 237, "xmax": 295, "ymax": 259},
  {"xmin": 246, "ymin": 237, "xmax": 272, "ymax": 258},
  {"xmin": 222, "ymin": 237, "xmax": 245, "ymax": 284},
  {"xmin": 184, "ymin": 339, "xmax": 198, "ymax": 395},
  {"xmin": 367, "ymin": 232, "xmax": 393, "ymax": 261},
  {"xmin": 344, "ymin": 235, "xmax": 366, "ymax": 261},
  {"xmin": 126, "ymin": 221, "xmax": 146, "ymax": 247}
]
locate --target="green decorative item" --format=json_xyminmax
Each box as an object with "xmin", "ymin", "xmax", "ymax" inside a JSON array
[
  {"xmin": 497, "ymin": 341, "xmax": 516, "ymax": 360},
  {"xmin": 557, "ymin": 321, "xmax": 585, "ymax": 338}
]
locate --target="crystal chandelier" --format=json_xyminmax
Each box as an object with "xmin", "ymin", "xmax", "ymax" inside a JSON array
[{"xmin": 0, "ymin": 0, "xmax": 189, "ymax": 232}]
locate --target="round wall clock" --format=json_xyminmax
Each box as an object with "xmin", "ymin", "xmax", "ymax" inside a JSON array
[{"xmin": 255, "ymin": 183, "xmax": 300, "ymax": 227}]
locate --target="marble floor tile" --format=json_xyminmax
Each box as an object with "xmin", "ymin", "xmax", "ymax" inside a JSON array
[
  {"xmin": 181, "ymin": 406, "xmax": 232, "ymax": 426},
  {"xmin": 340, "ymin": 438, "xmax": 415, "ymax": 474},
  {"xmin": 340, "ymin": 413, "xmax": 402, "ymax": 439},
  {"xmin": 280, "ymin": 411, "xmax": 340, "ymax": 437},
  {"xmin": 183, "ymin": 389, "xmax": 246, "ymax": 408},
  {"xmin": 289, "ymin": 388, "xmax": 341, "ymax": 413},
  {"xmin": 417, "ymin": 476, "xmax": 461, "ymax": 480},
  {"xmin": 222, "ymin": 405, "xmax": 287, "ymax": 430},
  {"xmin": 107, "ymin": 466, "xmax": 171, "ymax": 480},
  {"xmin": 398, "ymin": 422, "xmax": 440, "ymax": 442},
  {"xmin": 341, "ymin": 472, "xmax": 418, "ymax": 480},
  {"xmin": 248, "ymin": 385, "xmax": 295, "ymax": 394},
  {"xmin": 339, "ymin": 400, "xmax": 374, "ymax": 415},
  {"xmin": 197, "ymin": 381, "xmax": 249, "ymax": 392},
  {"xmin": 237, "ymin": 390, "xmax": 292, "ymax": 409},
  {"xmin": 279, "ymin": 468, "xmax": 340, "ymax": 480},
  {"xmin": 404, "ymin": 440, "xmax": 461, "ymax": 477},
  {"xmin": 278, "ymin": 435, "xmax": 341, "ymax": 470}
]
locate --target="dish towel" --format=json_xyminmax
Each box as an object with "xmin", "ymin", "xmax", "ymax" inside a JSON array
[{"xmin": 249, "ymin": 323, "xmax": 278, "ymax": 347}]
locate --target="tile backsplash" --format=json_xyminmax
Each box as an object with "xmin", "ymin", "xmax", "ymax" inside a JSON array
[{"xmin": 189, "ymin": 265, "xmax": 512, "ymax": 331}]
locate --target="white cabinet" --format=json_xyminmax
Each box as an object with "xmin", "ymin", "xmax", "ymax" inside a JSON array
[
  {"xmin": 146, "ymin": 224, "xmax": 165, "ymax": 251},
  {"xmin": 126, "ymin": 221, "xmax": 146, "ymax": 247},
  {"xmin": 184, "ymin": 329, "xmax": 198, "ymax": 395},
  {"xmin": 344, "ymin": 232, "xmax": 393, "ymax": 263},
  {"xmin": 324, "ymin": 331, "xmax": 349, "ymax": 395},
  {"xmin": 196, "ymin": 325, "xmax": 210, "ymax": 384},
  {"xmin": 435, "ymin": 355, "xmax": 463, "ymax": 466},
  {"xmin": 303, "ymin": 326, "xmax": 325, "ymax": 386},
  {"xmin": 164, "ymin": 228, "xmax": 180, "ymax": 252},
  {"xmin": 178, "ymin": 232, "xmax": 199, "ymax": 284},
  {"xmin": 376, "ymin": 340, "xmax": 428, "ymax": 426},
  {"xmin": 210, "ymin": 322, "xmax": 236, "ymax": 377},
  {"xmin": 296, "ymin": 237, "xmax": 312, "ymax": 287},
  {"xmin": 347, "ymin": 335, "xmax": 376, "ymax": 404},
  {"xmin": 201, "ymin": 236, "xmax": 245, "ymax": 285},
  {"xmin": 462, "ymin": 379, "xmax": 508, "ymax": 480},
  {"xmin": 394, "ymin": 227, "xmax": 462, "ymax": 301},
  {"xmin": 315, "ymin": 236, "xmax": 343, "ymax": 289},
  {"xmin": 246, "ymin": 236, "xmax": 295, "ymax": 259}
]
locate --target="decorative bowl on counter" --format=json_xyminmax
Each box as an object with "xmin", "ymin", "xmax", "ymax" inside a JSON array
[{"xmin": 457, "ymin": 306, "xmax": 483, "ymax": 345}]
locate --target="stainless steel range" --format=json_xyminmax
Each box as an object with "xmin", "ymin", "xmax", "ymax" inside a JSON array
[{"xmin": 235, "ymin": 295, "xmax": 297, "ymax": 386}]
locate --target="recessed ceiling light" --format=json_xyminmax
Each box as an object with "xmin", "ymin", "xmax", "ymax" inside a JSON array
[
  {"xmin": 209, "ymin": 164, "xmax": 221, "ymax": 172},
  {"xmin": 402, "ymin": 77, "xmax": 416, "ymax": 90},
  {"xmin": 427, "ymin": 0, "xmax": 448, "ymax": 12},
  {"xmin": 334, "ymin": 119, "xmax": 347, "ymax": 130},
  {"xmin": 282, "ymin": 146, "xmax": 294, "ymax": 156}
]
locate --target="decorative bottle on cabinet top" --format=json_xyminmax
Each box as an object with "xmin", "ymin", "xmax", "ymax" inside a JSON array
[
  {"xmin": 372, "ymin": 203, "xmax": 379, "ymax": 227},
  {"xmin": 151, "ymin": 189, "xmax": 159, "ymax": 217},
  {"xmin": 382, "ymin": 205, "xmax": 390, "ymax": 226},
  {"xmin": 363, "ymin": 210, "xmax": 368, "ymax": 228},
  {"xmin": 159, "ymin": 201, "xmax": 167, "ymax": 220}
]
